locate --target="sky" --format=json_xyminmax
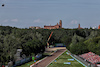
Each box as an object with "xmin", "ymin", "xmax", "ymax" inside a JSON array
[{"xmin": 0, "ymin": 0, "xmax": 100, "ymax": 28}]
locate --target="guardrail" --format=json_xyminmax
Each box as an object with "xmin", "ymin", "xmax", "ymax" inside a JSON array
[
  {"xmin": 66, "ymin": 49, "xmax": 97, "ymax": 67},
  {"xmin": 70, "ymin": 54, "xmax": 87, "ymax": 67}
]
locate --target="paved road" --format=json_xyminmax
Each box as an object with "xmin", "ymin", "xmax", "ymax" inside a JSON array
[{"xmin": 32, "ymin": 49, "xmax": 66, "ymax": 67}]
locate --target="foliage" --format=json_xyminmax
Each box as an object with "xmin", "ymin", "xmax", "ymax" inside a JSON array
[
  {"xmin": 84, "ymin": 36, "xmax": 100, "ymax": 55},
  {"xmin": 0, "ymin": 26, "xmax": 100, "ymax": 64},
  {"xmin": 48, "ymin": 51, "xmax": 84, "ymax": 67}
]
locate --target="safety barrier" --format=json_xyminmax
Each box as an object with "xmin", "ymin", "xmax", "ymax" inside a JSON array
[
  {"xmin": 12, "ymin": 57, "xmax": 31, "ymax": 67},
  {"xmin": 66, "ymin": 50, "xmax": 88, "ymax": 67},
  {"xmin": 70, "ymin": 54, "xmax": 87, "ymax": 67}
]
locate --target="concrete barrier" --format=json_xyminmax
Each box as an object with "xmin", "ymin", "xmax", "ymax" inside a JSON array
[{"xmin": 70, "ymin": 54, "xmax": 87, "ymax": 67}]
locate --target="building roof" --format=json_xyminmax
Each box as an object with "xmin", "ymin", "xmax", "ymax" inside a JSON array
[
  {"xmin": 44, "ymin": 25, "xmax": 55, "ymax": 27},
  {"xmin": 79, "ymin": 52, "xmax": 100, "ymax": 64},
  {"xmin": 98, "ymin": 25, "xmax": 100, "ymax": 29}
]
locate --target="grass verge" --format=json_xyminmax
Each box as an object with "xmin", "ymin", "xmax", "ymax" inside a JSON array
[
  {"xmin": 17, "ymin": 52, "xmax": 53, "ymax": 67},
  {"xmin": 17, "ymin": 60, "xmax": 37, "ymax": 67},
  {"xmin": 47, "ymin": 50, "xmax": 84, "ymax": 67}
]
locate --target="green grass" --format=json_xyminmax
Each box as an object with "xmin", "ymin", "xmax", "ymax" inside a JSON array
[
  {"xmin": 17, "ymin": 50, "xmax": 84, "ymax": 67},
  {"xmin": 17, "ymin": 60, "xmax": 36, "ymax": 67},
  {"xmin": 48, "ymin": 50, "xmax": 84, "ymax": 67},
  {"xmin": 17, "ymin": 53, "xmax": 48, "ymax": 67}
]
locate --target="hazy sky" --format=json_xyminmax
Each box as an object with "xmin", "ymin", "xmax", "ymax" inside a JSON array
[{"xmin": 0, "ymin": 0, "xmax": 100, "ymax": 28}]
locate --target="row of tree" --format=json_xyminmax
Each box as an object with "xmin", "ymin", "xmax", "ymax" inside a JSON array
[
  {"xmin": 69, "ymin": 29, "xmax": 100, "ymax": 55},
  {"xmin": 0, "ymin": 26, "xmax": 46, "ymax": 63},
  {"xmin": 0, "ymin": 26, "xmax": 100, "ymax": 64}
]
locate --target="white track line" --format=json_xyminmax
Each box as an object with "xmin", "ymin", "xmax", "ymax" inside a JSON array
[
  {"xmin": 46, "ymin": 49, "xmax": 67, "ymax": 67},
  {"xmin": 30, "ymin": 57, "xmax": 47, "ymax": 67},
  {"xmin": 30, "ymin": 49, "xmax": 66, "ymax": 67},
  {"xmin": 30, "ymin": 51, "xmax": 56, "ymax": 67}
]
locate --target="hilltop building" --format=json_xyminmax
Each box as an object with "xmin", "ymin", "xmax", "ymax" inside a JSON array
[
  {"xmin": 44, "ymin": 20, "xmax": 62, "ymax": 29},
  {"xmin": 98, "ymin": 25, "xmax": 100, "ymax": 29},
  {"xmin": 78, "ymin": 24, "xmax": 83, "ymax": 29},
  {"xmin": 29, "ymin": 26, "xmax": 41, "ymax": 29}
]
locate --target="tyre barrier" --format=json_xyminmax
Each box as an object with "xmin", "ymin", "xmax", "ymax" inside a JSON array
[
  {"xmin": 12, "ymin": 54, "xmax": 42, "ymax": 67},
  {"xmin": 12, "ymin": 57, "xmax": 31, "ymax": 67}
]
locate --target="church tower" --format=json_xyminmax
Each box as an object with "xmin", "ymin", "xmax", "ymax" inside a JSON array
[
  {"xmin": 98, "ymin": 25, "xmax": 100, "ymax": 29},
  {"xmin": 78, "ymin": 24, "xmax": 83, "ymax": 29},
  {"xmin": 59, "ymin": 20, "xmax": 62, "ymax": 28},
  {"xmin": 78, "ymin": 24, "xmax": 80, "ymax": 29}
]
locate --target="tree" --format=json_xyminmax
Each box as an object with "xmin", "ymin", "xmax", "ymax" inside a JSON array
[
  {"xmin": 61, "ymin": 35, "xmax": 72, "ymax": 49},
  {"xmin": 70, "ymin": 41, "xmax": 88, "ymax": 55}
]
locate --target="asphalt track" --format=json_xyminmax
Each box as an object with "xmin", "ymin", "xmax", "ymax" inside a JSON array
[{"xmin": 32, "ymin": 49, "xmax": 66, "ymax": 67}]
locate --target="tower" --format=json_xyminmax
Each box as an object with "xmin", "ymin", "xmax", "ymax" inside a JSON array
[
  {"xmin": 59, "ymin": 20, "xmax": 62, "ymax": 28},
  {"xmin": 98, "ymin": 25, "xmax": 100, "ymax": 29},
  {"xmin": 78, "ymin": 24, "xmax": 83, "ymax": 29},
  {"xmin": 78, "ymin": 24, "xmax": 82, "ymax": 29},
  {"xmin": 78, "ymin": 24, "xmax": 80, "ymax": 29}
]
